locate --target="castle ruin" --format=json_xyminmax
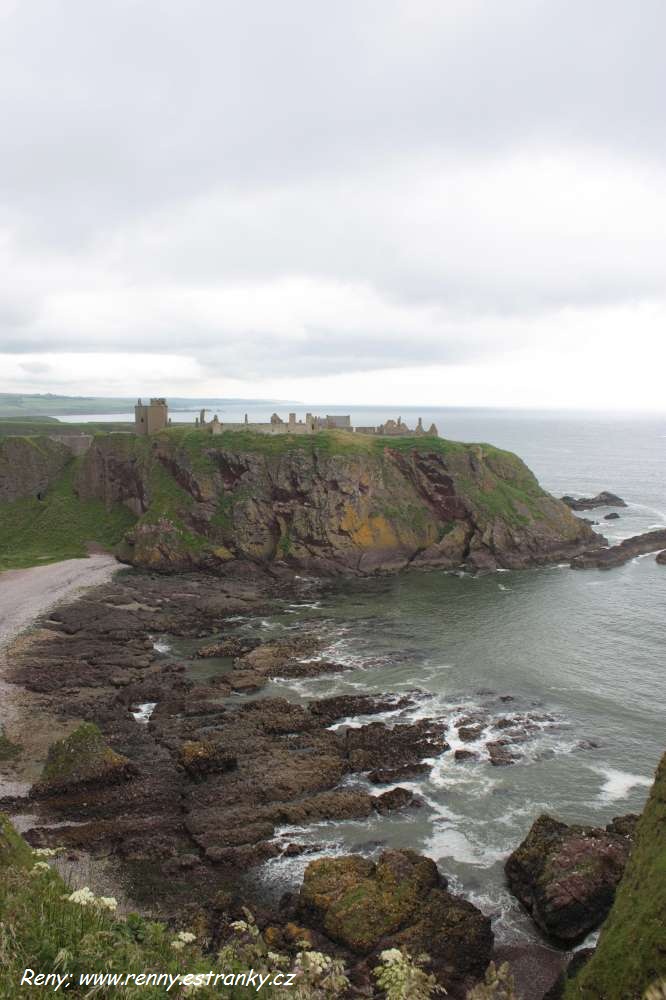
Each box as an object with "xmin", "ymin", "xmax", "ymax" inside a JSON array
[
  {"xmin": 133, "ymin": 398, "xmax": 437, "ymax": 438},
  {"xmin": 134, "ymin": 398, "xmax": 169, "ymax": 435}
]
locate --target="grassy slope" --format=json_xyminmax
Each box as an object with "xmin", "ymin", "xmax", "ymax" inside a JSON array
[
  {"xmin": 0, "ymin": 813, "xmax": 349, "ymax": 999},
  {"xmin": 0, "ymin": 459, "xmax": 135, "ymax": 571},
  {"xmin": 565, "ymin": 752, "xmax": 666, "ymax": 999}
]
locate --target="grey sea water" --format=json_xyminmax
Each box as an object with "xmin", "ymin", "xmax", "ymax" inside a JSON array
[{"xmin": 108, "ymin": 405, "xmax": 666, "ymax": 945}]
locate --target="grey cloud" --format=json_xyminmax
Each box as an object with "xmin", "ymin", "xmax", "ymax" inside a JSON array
[{"xmin": 1, "ymin": 0, "xmax": 666, "ymax": 382}]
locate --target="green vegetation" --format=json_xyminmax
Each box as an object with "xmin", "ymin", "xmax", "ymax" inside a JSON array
[
  {"xmin": 565, "ymin": 752, "xmax": 666, "ymax": 999},
  {"xmin": 0, "ymin": 461, "xmax": 135, "ymax": 571},
  {"xmin": 0, "ymin": 728, "xmax": 21, "ymax": 763},
  {"xmin": 35, "ymin": 723, "xmax": 131, "ymax": 796},
  {"xmin": 1, "ymin": 814, "xmax": 447, "ymax": 999}
]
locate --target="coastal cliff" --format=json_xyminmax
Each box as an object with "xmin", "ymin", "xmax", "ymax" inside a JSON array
[
  {"xmin": 74, "ymin": 428, "xmax": 599, "ymax": 574},
  {"xmin": 0, "ymin": 435, "xmax": 71, "ymax": 504}
]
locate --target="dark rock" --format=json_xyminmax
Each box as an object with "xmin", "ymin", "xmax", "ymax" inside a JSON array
[
  {"xmin": 571, "ymin": 528, "xmax": 666, "ymax": 570},
  {"xmin": 656, "ymin": 549, "xmax": 666, "ymax": 565},
  {"xmin": 603, "ymin": 512, "xmax": 620, "ymax": 520},
  {"xmin": 309, "ymin": 693, "xmax": 413, "ymax": 726},
  {"xmin": 343, "ymin": 719, "xmax": 449, "ymax": 772},
  {"xmin": 367, "ymin": 762, "xmax": 431, "ymax": 784},
  {"xmin": 458, "ymin": 724, "xmax": 485, "ymax": 742},
  {"xmin": 605, "ymin": 814, "xmax": 639, "ymax": 840},
  {"xmin": 373, "ymin": 786, "xmax": 421, "ymax": 815},
  {"xmin": 561, "ymin": 491, "xmax": 627, "ymax": 511},
  {"xmin": 454, "ymin": 749, "xmax": 478, "ymax": 762},
  {"xmin": 505, "ymin": 814, "xmax": 632, "ymax": 944},
  {"xmin": 486, "ymin": 740, "xmax": 518, "ymax": 766}
]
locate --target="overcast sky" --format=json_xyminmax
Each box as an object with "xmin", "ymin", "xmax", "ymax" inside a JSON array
[{"xmin": 1, "ymin": 0, "xmax": 665, "ymax": 409}]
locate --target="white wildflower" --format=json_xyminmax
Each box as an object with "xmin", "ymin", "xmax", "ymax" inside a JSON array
[
  {"xmin": 68, "ymin": 887, "xmax": 96, "ymax": 907},
  {"xmin": 33, "ymin": 847, "xmax": 64, "ymax": 857},
  {"xmin": 30, "ymin": 862, "xmax": 51, "ymax": 874},
  {"xmin": 177, "ymin": 931, "xmax": 197, "ymax": 944},
  {"xmin": 97, "ymin": 897, "xmax": 118, "ymax": 912},
  {"xmin": 230, "ymin": 920, "xmax": 249, "ymax": 932},
  {"xmin": 379, "ymin": 949, "xmax": 403, "ymax": 965},
  {"xmin": 170, "ymin": 940, "xmax": 185, "ymax": 951}
]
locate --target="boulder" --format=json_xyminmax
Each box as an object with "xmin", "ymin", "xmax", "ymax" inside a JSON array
[
  {"xmin": 178, "ymin": 740, "xmax": 237, "ymax": 779},
  {"xmin": 603, "ymin": 512, "xmax": 620, "ymax": 521},
  {"xmin": 505, "ymin": 814, "xmax": 632, "ymax": 944},
  {"xmin": 373, "ymin": 786, "xmax": 420, "ymax": 814},
  {"xmin": 561, "ymin": 492, "xmax": 627, "ymax": 511},
  {"xmin": 32, "ymin": 723, "xmax": 136, "ymax": 797},
  {"xmin": 657, "ymin": 550, "xmax": 666, "ymax": 565},
  {"xmin": 299, "ymin": 849, "xmax": 492, "ymax": 986}
]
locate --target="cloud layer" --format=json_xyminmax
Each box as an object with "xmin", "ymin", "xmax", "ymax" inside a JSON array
[{"xmin": 1, "ymin": 0, "xmax": 666, "ymax": 406}]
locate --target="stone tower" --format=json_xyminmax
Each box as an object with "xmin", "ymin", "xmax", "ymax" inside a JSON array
[{"xmin": 134, "ymin": 398, "xmax": 169, "ymax": 435}]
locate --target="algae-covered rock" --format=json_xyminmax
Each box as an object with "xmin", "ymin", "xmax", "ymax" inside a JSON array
[
  {"xmin": 299, "ymin": 849, "xmax": 491, "ymax": 972},
  {"xmin": 564, "ymin": 752, "xmax": 666, "ymax": 999},
  {"xmin": 32, "ymin": 722, "xmax": 136, "ymax": 797},
  {"xmin": 0, "ymin": 726, "xmax": 21, "ymax": 762},
  {"xmin": 505, "ymin": 814, "xmax": 632, "ymax": 944},
  {"xmin": 178, "ymin": 740, "xmax": 237, "ymax": 779},
  {"xmin": 299, "ymin": 849, "xmax": 492, "ymax": 988}
]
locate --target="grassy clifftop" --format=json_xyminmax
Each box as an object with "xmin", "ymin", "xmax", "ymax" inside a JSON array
[{"xmin": 565, "ymin": 752, "xmax": 666, "ymax": 999}]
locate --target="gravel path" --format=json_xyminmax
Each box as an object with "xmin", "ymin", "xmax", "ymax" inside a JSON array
[
  {"xmin": 0, "ymin": 555, "xmax": 120, "ymax": 795},
  {"xmin": 0, "ymin": 554, "xmax": 119, "ymax": 652}
]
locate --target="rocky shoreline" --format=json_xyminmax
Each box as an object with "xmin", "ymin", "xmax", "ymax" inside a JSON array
[{"xmin": 0, "ymin": 560, "xmax": 651, "ymax": 998}]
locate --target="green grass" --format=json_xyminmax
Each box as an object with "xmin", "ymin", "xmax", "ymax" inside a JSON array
[
  {"xmin": 0, "ymin": 462, "xmax": 136, "ymax": 571},
  {"xmin": 0, "ymin": 814, "xmax": 354, "ymax": 999},
  {"xmin": 565, "ymin": 753, "xmax": 666, "ymax": 999},
  {"xmin": 0, "ymin": 729, "xmax": 21, "ymax": 763}
]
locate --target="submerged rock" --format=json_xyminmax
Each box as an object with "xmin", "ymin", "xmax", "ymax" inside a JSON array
[
  {"xmin": 505, "ymin": 814, "xmax": 633, "ymax": 944},
  {"xmin": 656, "ymin": 549, "xmax": 666, "ymax": 565},
  {"xmin": 32, "ymin": 723, "xmax": 136, "ymax": 797}
]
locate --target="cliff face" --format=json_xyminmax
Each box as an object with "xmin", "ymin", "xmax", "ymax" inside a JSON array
[
  {"xmin": 75, "ymin": 429, "xmax": 599, "ymax": 574},
  {"xmin": 565, "ymin": 752, "xmax": 666, "ymax": 999},
  {"xmin": 0, "ymin": 436, "xmax": 72, "ymax": 504}
]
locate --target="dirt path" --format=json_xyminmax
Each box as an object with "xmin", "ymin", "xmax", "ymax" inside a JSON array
[{"xmin": 0, "ymin": 554, "xmax": 120, "ymax": 796}]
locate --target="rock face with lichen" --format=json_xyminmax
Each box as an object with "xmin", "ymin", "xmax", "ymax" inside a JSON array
[
  {"xmin": 0, "ymin": 436, "xmax": 72, "ymax": 503},
  {"xmin": 505, "ymin": 814, "xmax": 634, "ymax": 944},
  {"xmin": 299, "ymin": 849, "xmax": 492, "ymax": 988},
  {"xmin": 75, "ymin": 428, "xmax": 600, "ymax": 574},
  {"xmin": 564, "ymin": 752, "xmax": 666, "ymax": 999},
  {"xmin": 32, "ymin": 723, "xmax": 136, "ymax": 797}
]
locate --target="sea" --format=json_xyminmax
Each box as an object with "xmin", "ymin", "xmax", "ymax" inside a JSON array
[{"xmin": 65, "ymin": 405, "xmax": 666, "ymax": 946}]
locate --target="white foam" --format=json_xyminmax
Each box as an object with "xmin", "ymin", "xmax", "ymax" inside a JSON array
[
  {"xmin": 152, "ymin": 639, "xmax": 171, "ymax": 653},
  {"xmin": 132, "ymin": 702, "xmax": 156, "ymax": 723},
  {"xmin": 595, "ymin": 767, "xmax": 652, "ymax": 804}
]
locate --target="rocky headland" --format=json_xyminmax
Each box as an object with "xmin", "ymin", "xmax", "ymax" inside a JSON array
[{"xmin": 1, "ymin": 428, "xmax": 601, "ymax": 576}]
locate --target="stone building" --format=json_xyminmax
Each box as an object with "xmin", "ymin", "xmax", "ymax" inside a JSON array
[
  {"xmin": 137, "ymin": 399, "xmax": 438, "ymax": 439},
  {"xmin": 134, "ymin": 398, "xmax": 169, "ymax": 435}
]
